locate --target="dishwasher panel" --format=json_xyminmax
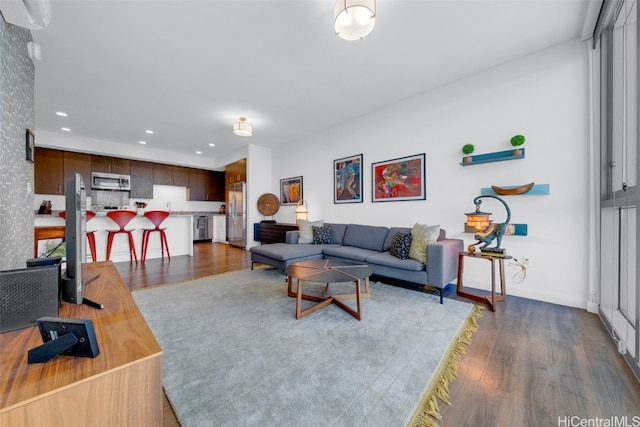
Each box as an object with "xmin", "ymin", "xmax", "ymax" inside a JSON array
[{"xmin": 193, "ymin": 215, "xmax": 213, "ymax": 242}]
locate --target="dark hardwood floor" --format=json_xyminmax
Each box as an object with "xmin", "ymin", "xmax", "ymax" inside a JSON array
[{"xmin": 114, "ymin": 242, "xmax": 640, "ymax": 427}]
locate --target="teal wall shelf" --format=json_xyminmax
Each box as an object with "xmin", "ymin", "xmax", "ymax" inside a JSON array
[
  {"xmin": 460, "ymin": 148, "xmax": 525, "ymax": 166},
  {"xmin": 481, "ymin": 183, "xmax": 550, "ymax": 196}
]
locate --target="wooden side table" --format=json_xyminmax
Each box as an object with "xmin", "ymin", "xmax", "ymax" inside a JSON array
[{"xmin": 456, "ymin": 251, "xmax": 512, "ymax": 311}]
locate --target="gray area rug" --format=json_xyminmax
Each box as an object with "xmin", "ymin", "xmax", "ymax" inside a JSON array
[{"xmin": 132, "ymin": 268, "xmax": 475, "ymax": 427}]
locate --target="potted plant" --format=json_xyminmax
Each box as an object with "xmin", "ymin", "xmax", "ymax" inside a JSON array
[
  {"xmin": 462, "ymin": 144, "xmax": 475, "ymax": 163},
  {"xmin": 510, "ymin": 134, "xmax": 525, "ymax": 156}
]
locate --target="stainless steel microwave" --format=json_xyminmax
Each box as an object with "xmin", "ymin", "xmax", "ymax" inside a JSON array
[{"xmin": 91, "ymin": 172, "xmax": 131, "ymax": 191}]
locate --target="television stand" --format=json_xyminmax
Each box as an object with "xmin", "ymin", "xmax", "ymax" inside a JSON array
[
  {"xmin": 82, "ymin": 273, "xmax": 103, "ymax": 309},
  {"xmin": 83, "ymin": 297, "xmax": 104, "ymax": 309}
]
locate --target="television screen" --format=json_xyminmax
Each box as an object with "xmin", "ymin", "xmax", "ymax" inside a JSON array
[
  {"xmin": 61, "ymin": 173, "xmax": 86, "ymax": 305},
  {"xmin": 60, "ymin": 174, "xmax": 102, "ymax": 309}
]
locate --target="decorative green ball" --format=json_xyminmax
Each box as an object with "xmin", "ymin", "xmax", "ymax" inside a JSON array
[
  {"xmin": 462, "ymin": 144, "xmax": 475, "ymax": 155},
  {"xmin": 510, "ymin": 135, "xmax": 525, "ymax": 147}
]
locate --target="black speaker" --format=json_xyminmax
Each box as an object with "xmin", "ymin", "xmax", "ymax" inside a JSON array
[{"xmin": 0, "ymin": 261, "xmax": 60, "ymax": 333}]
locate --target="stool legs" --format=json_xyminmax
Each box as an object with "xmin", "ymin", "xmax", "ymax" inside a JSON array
[
  {"xmin": 86, "ymin": 231, "xmax": 97, "ymax": 262},
  {"xmin": 142, "ymin": 229, "xmax": 171, "ymax": 263},
  {"xmin": 106, "ymin": 231, "xmax": 138, "ymax": 264}
]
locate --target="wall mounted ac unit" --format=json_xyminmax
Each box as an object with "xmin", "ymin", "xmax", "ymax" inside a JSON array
[{"xmin": 0, "ymin": 0, "xmax": 51, "ymax": 30}]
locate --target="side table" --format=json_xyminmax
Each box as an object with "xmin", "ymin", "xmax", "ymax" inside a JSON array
[{"xmin": 456, "ymin": 251, "xmax": 512, "ymax": 311}]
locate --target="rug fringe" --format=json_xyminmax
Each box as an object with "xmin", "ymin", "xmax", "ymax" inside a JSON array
[{"xmin": 408, "ymin": 304, "xmax": 484, "ymax": 427}]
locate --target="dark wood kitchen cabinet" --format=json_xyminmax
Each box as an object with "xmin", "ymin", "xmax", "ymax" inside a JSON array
[
  {"xmin": 91, "ymin": 154, "xmax": 130, "ymax": 175},
  {"xmin": 189, "ymin": 170, "xmax": 224, "ymax": 201},
  {"xmin": 63, "ymin": 151, "xmax": 92, "ymax": 196},
  {"xmin": 154, "ymin": 164, "xmax": 190, "ymax": 187},
  {"xmin": 206, "ymin": 171, "xmax": 224, "ymax": 201},
  {"xmin": 34, "ymin": 148, "xmax": 64, "ymax": 195},
  {"xmin": 130, "ymin": 160, "xmax": 155, "ymax": 199},
  {"xmin": 188, "ymin": 169, "xmax": 206, "ymax": 201}
]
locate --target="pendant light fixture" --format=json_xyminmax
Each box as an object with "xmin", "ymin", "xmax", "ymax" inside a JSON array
[
  {"xmin": 233, "ymin": 117, "xmax": 252, "ymax": 137},
  {"xmin": 334, "ymin": 0, "xmax": 376, "ymax": 41}
]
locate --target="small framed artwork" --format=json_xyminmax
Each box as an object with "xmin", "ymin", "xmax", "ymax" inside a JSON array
[
  {"xmin": 334, "ymin": 154, "xmax": 363, "ymax": 204},
  {"xmin": 372, "ymin": 153, "xmax": 426, "ymax": 202},
  {"xmin": 280, "ymin": 176, "xmax": 303, "ymax": 205},
  {"xmin": 26, "ymin": 129, "xmax": 35, "ymax": 163}
]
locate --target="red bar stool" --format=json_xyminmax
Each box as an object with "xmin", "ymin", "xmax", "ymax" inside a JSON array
[
  {"xmin": 106, "ymin": 210, "xmax": 138, "ymax": 264},
  {"xmin": 59, "ymin": 210, "xmax": 97, "ymax": 262},
  {"xmin": 141, "ymin": 210, "xmax": 171, "ymax": 262}
]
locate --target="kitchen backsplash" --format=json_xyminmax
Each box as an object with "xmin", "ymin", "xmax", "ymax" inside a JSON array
[{"xmin": 35, "ymin": 184, "xmax": 223, "ymax": 213}]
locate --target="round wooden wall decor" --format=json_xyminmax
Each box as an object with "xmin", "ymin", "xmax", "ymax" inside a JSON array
[{"xmin": 257, "ymin": 193, "xmax": 280, "ymax": 217}]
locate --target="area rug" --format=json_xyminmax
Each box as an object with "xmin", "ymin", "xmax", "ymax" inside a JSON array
[{"xmin": 132, "ymin": 268, "xmax": 482, "ymax": 427}]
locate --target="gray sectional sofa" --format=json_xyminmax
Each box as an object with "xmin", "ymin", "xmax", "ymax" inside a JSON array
[{"xmin": 249, "ymin": 223, "xmax": 463, "ymax": 303}]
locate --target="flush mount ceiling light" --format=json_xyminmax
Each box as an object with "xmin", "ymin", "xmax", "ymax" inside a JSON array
[
  {"xmin": 334, "ymin": 0, "xmax": 376, "ymax": 41},
  {"xmin": 233, "ymin": 116, "xmax": 252, "ymax": 137}
]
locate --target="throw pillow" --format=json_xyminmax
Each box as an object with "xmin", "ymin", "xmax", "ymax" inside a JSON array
[
  {"xmin": 408, "ymin": 223, "xmax": 440, "ymax": 264},
  {"xmin": 390, "ymin": 232, "xmax": 412, "ymax": 259},
  {"xmin": 298, "ymin": 220, "xmax": 323, "ymax": 244},
  {"xmin": 312, "ymin": 225, "xmax": 332, "ymax": 244}
]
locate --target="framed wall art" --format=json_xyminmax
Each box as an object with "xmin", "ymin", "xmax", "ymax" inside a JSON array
[
  {"xmin": 26, "ymin": 129, "xmax": 35, "ymax": 163},
  {"xmin": 280, "ymin": 176, "xmax": 303, "ymax": 205},
  {"xmin": 371, "ymin": 153, "xmax": 426, "ymax": 202},
  {"xmin": 334, "ymin": 154, "xmax": 363, "ymax": 204}
]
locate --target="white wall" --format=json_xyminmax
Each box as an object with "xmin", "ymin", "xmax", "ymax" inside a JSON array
[{"xmin": 269, "ymin": 38, "xmax": 592, "ymax": 309}]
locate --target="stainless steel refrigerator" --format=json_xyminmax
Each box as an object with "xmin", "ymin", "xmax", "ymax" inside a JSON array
[{"xmin": 227, "ymin": 182, "xmax": 247, "ymax": 248}]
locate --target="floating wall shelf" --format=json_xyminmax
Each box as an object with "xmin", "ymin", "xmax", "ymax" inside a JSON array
[
  {"xmin": 481, "ymin": 184, "xmax": 550, "ymax": 196},
  {"xmin": 460, "ymin": 148, "xmax": 525, "ymax": 166}
]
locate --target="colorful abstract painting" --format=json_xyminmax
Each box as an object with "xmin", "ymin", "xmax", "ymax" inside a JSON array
[
  {"xmin": 280, "ymin": 176, "xmax": 303, "ymax": 205},
  {"xmin": 372, "ymin": 153, "xmax": 425, "ymax": 202},
  {"xmin": 334, "ymin": 154, "xmax": 363, "ymax": 204}
]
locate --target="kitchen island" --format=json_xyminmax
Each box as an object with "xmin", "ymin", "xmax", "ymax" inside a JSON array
[{"xmin": 34, "ymin": 211, "xmax": 196, "ymax": 263}]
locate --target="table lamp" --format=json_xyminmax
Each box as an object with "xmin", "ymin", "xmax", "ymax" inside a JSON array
[{"xmin": 465, "ymin": 195, "xmax": 511, "ymax": 255}]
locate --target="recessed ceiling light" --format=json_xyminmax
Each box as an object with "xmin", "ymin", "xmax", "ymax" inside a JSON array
[
  {"xmin": 56, "ymin": 111, "xmax": 68, "ymax": 117},
  {"xmin": 61, "ymin": 127, "xmax": 71, "ymax": 132},
  {"xmin": 139, "ymin": 140, "xmax": 146, "ymax": 145},
  {"xmin": 208, "ymin": 143, "xmax": 215, "ymax": 147},
  {"xmin": 145, "ymin": 130, "xmax": 154, "ymax": 134},
  {"xmin": 196, "ymin": 151, "xmax": 202, "ymax": 155}
]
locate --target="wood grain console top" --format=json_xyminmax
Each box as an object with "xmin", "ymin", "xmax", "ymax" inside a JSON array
[{"xmin": 0, "ymin": 261, "xmax": 162, "ymax": 411}]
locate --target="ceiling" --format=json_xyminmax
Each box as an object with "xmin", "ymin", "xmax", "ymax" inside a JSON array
[{"xmin": 29, "ymin": 0, "xmax": 596, "ymax": 165}]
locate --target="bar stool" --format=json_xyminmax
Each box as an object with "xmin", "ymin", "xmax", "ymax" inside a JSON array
[
  {"xmin": 106, "ymin": 210, "xmax": 138, "ymax": 264},
  {"xmin": 141, "ymin": 210, "xmax": 171, "ymax": 262},
  {"xmin": 59, "ymin": 210, "xmax": 97, "ymax": 262}
]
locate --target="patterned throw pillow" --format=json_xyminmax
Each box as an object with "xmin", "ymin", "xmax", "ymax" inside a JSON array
[
  {"xmin": 312, "ymin": 225, "xmax": 332, "ymax": 244},
  {"xmin": 408, "ymin": 223, "xmax": 441, "ymax": 264},
  {"xmin": 298, "ymin": 220, "xmax": 323, "ymax": 244},
  {"xmin": 390, "ymin": 232, "xmax": 412, "ymax": 259}
]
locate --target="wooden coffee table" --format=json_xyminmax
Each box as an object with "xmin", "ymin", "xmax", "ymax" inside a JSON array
[{"xmin": 285, "ymin": 259, "xmax": 372, "ymax": 320}]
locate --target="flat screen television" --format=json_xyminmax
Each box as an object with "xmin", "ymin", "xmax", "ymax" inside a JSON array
[{"xmin": 61, "ymin": 173, "xmax": 102, "ymax": 309}]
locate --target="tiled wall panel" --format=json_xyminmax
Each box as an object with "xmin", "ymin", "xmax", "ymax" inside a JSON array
[{"xmin": 0, "ymin": 16, "xmax": 35, "ymax": 270}]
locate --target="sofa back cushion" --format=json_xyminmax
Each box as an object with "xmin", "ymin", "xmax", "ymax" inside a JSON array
[
  {"xmin": 325, "ymin": 223, "xmax": 348, "ymax": 244},
  {"xmin": 343, "ymin": 224, "xmax": 390, "ymax": 252},
  {"xmin": 383, "ymin": 227, "xmax": 412, "ymax": 251}
]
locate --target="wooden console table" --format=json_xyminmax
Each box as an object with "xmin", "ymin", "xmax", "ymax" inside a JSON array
[
  {"xmin": 253, "ymin": 222, "xmax": 298, "ymax": 244},
  {"xmin": 456, "ymin": 251, "xmax": 512, "ymax": 311},
  {"xmin": 0, "ymin": 261, "xmax": 163, "ymax": 426}
]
